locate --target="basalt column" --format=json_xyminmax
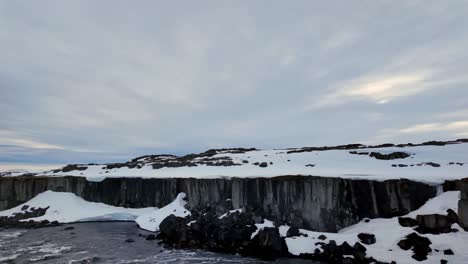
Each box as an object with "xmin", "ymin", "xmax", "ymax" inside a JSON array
[{"xmin": 458, "ymin": 178, "xmax": 468, "ymax": 230}]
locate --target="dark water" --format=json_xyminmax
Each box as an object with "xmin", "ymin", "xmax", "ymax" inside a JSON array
[{"xmin": 0, "ymin": 223, "xmax": 319, "ymax": 264}]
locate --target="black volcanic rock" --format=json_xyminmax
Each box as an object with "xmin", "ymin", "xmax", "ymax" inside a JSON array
[
  {"xmin": 398, "ymin": 233, "xmax": 432, "ymax": 261},
  {"xmin": 245, "ymin": 227, "xmax": 287, "ymax": 260},
  {"xmin": 398, "ymin": 217, "xmax": 419, "ymax": 227},
  {"xmin": 415, "ymin": 214, "xmax": 453, "ymax": 234},
  {"xmin": 369, "ymin": 152, "xmax": 411, "ymax": 160},
  {"xmin": 286, "ymin": 226, "xmax": 300, "ymax": 237},
  {"xmin": 357, "ymin": 233, "xmax": 376, "ymax": 245},
  {"xmin": 0, "ymin": 206, "xmax": 60, "ymax": 228},
  {"xmin": 54, "ymin": 164, "xmax": 88, "ymax": 173}
]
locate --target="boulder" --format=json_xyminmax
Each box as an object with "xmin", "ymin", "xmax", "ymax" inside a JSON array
[
  {"xmin": 446, "ymin": 209, "xmax": 459, "ymax": 224},
  {"xmin": 246, "ymin": 227, "xmax": 287, "ymax": 260},
  {"xmin": 443, "ymin": 249, "xmax": 454, "ymax": 255},
  {"xmin": 398, "ymin": 217, "xmax": 418, "ymax": 227},
  {"xmin": 398, "ymin": 232, "xmax": 432, "ymax": 261},
  {"xmin": 286, "ymin": 226, "xmax": 300, "ymax": 237},
  {"xmin": 416, "ymin": 214, "xmax": 452, "ymax": 234},
  {"xmin": 357, "ymin": 233, "xmax": 376, "ymax": 245},
  {"xmin": 318, "ymin": 234, "xmax": 327, "ymax": 240}
]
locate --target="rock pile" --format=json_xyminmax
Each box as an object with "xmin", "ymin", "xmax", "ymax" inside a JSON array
[{"xmin": 155, "ymin": 199, "xmax": 388, "ymax": 263}]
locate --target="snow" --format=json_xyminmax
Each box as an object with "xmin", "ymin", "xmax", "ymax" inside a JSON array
[
  {"xmin": 136, "ymin": 193, "xmax": 191, "ymax": 232},
  {"xmin": 0, "ymin": 191, "xmax": 156, "ymax": 223},
  {"xmin": 251, "ymin": 219, "xmax": 274, "ymax": 239},
  {"xmin": 34, "ymin": 143, "xmax": 468, "ymax": 184},
  {"xmin": 218, "ymin": 209, "xmax": 243, "ymax": 219},
  {"xmin": 283, "ymin": 191, "xmax": 468, "ymax": 264}
]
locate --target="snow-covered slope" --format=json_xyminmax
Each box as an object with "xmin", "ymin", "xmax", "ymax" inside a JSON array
[
  {"xmin": 136, "ymin": 193, "xmax": 191, "ymax": 232},
  {"xmin": 283, "ymin": 191, "xmax": 467, "ymax": 264},
  {"xmin": 0, "ymin": 191, "xmax": 156, "ymax": 223},
  {"xmin": 7, "ymin": 140, "xmax": 467, "ymax": 184}
]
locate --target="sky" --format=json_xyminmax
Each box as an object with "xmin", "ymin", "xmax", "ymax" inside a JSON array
[{"xmin": 1, "ymin": 1, "xmax": 468, "ymax": 170}]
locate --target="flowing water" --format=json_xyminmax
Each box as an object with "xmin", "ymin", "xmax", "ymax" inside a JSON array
[{"xmin": 0, "ymin": 222, "xmax": 320, "ymax": 264}]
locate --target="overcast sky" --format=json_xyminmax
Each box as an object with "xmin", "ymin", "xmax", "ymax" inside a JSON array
[{"xmin": 1, "ymin": 1, "xmax": 468, "ymax": 169}]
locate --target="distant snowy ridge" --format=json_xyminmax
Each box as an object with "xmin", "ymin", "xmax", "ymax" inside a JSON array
[
  {"xmin": 18, "ymin": 139, "xmax": 466, "ymax": 184},
  {"xmin": 0, "ymin": 191, "xmax": 156, "ymax": 223}
]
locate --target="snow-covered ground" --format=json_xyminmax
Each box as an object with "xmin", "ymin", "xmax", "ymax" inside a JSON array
[
  {"xmin": 283, "ymin": 191, "xmax": 467, "ymax": 264},
  {"xmin": 26, "ymin": 142, "xmax": 468, "ymax": 184},
  {"xmin": 136, "ymin": 193, "xmax": 191, "ymax": 232},
  {"xmin": 0, "ymin": 191, "xmax": 156, "ymax": 223}
]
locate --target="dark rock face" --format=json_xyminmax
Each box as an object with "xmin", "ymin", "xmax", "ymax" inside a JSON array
[
  {"xmin": 415, "ymin": 214, "xmax": 454, "ymax": 234},
  {"xmin": 0, "ymin": 176, "xmax": 436, "ymax": 232},
  {"xmin": 398, "ymin": 233, "xmax": 432, "ymax": 261},
  {"xmin": 458, "ymin": 179, "xmax": 468, "ymax": 231}
]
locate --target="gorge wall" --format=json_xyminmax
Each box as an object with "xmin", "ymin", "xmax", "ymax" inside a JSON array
[
  {"xmin": 0, "ymin": 175, "xmax": 438, "ymax": 232},
  {"xmin": 459, "ymin": 178, "xmax": 468, "ymax": 230}
]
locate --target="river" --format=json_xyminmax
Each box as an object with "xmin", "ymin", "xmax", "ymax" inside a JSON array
[{"xmin": 0, "ymin": 222, "xmax": 320, "ymax": 264}]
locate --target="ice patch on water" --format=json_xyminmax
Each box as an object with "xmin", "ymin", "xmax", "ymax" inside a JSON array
[
  {"xmin": 0, "ymin": 230, "xmax": 25, "ymax": 239},
  {"xmin": 68, "ymin": 256, "xmax": 101, "ymax": 264},
  {"xmin": 0, "ymin": 253, "xmax": 20, "ymax": 262},
  {"xmin": 26, "ymin": 243, "xmax": 72, "ymax": 262}
]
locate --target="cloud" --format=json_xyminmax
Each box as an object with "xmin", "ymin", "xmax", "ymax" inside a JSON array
[
  {"xmin": 398, "ymin": 121, "xmax": 468, "ymax": 134},
  {"xmin": 307, "ymin": 71, "xmax": 432, "ymax": 109},
  {"xmin": 1, "ymin": 1, "xmax": 468, "ymax": 167},
  {"xmin": 7, "ymin": 139, "xmax": 64, "ymax": 150}
]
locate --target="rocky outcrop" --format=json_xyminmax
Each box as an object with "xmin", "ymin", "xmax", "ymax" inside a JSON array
[
  {"xmin": 156, "ymin": 202, "xmax": 381, "ymax": 263},
  {"xmin": 0, "ymin": 175, "xmax": 436, "ymax": 232},
  {"xmin": 0, "ymin": 205, "xmax": 59, "ymax": 228},
  {"xmin": 286, "ymin": 139, "xmax": 468, "ymax": 154},
  {"xmin": 397, "ymin": 232, "xmax": 432, "ymax": 261}
]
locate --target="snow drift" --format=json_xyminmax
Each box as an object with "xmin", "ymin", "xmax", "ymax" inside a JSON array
[
  {"xmin": 136, "ymin": 192, "xmax": 190, "ymax": 232},
  {"xmin": 0, "ymin": 191, "xmax": 156, "ymax": 223}
]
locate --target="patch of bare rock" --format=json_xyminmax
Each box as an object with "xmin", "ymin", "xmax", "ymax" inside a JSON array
[{"xmin": 0, "ymin": 205, "xmax": 59, "ymax": 228}]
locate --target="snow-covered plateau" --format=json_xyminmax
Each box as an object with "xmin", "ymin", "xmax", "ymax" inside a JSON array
[{"xmin": 3, "ymin": 139, "xmax": 466, "ymax": 185}]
